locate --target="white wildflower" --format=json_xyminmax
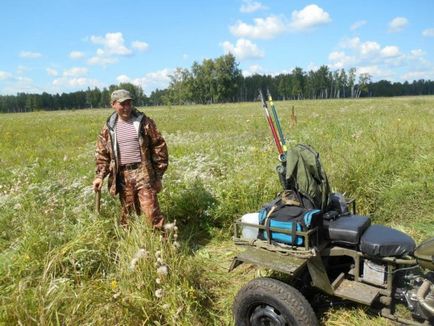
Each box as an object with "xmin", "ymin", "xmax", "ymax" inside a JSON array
[
  {"xmin": 129, "ymin": 248, "xmax": 148, "ymax": 270},
  {"xmin": 155, "ymin": 250, "xmax": 162, "ymax": 258},
  {"xmin": 134, "ymin": 248, "xmax": 148, "ymax": 259},
  {"xmin": 157, "ymin": 264, "xmax": 169, "ymax": 276},
  {"xmin": 162, "ymin": 303, "xmax": 170, "ymax": 310},
  {"xmin": 155, "ymin": 288, "xmax": 164, "ymax": 298},
  {"xmin": 173, "ymin": 241, "xmax": 181, "ymax": 249},
  {"xmin": 14, "ymin": 203, "xmax": 22, "ymax": 210},
  {"xmin": 163, "ymin": 222, "xmax": 176, "ymax": 231},
  {"xmin": 156, "ymin": 277, "xmax": 161, "ymax": 284},
  {"xmin": 129, "ymin": 258, "xmax": 139, "ymax": 270}
]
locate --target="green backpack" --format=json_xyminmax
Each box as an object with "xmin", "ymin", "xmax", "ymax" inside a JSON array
[{"xmin": 284, "ymin": 144, "xmax": 331, "ymax": 211}]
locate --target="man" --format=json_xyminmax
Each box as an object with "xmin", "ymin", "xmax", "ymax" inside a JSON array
[{"xmin": 93, "ymin": 89, "xmax": 168, "ymax": 228}]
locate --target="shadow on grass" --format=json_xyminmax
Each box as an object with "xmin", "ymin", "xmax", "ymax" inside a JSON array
[{"xmin": 163, "ymin": 178, "xmax": 218, "ymax": 249}]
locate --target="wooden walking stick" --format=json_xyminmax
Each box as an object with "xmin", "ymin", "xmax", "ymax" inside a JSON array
[{"xmin": 95, "ymin": 189, "xmax": 101, "ymax": 214}]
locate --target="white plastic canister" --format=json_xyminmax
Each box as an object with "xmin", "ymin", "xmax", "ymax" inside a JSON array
[{"xmin": 241, "ymin": 212, "xmax": 260, "ymax": 240}]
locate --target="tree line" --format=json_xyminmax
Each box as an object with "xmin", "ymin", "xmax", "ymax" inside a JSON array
[
  {"xmin": 1, "ymin": 53, "xmax": 434, "ymax": 113},
  {"xmin": 0, "ymin": 83, "xmax": 146, "ymax": 113}
]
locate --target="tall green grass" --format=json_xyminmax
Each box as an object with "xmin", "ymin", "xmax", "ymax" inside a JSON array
[{"xmin": 0, "ymin": 97, "xmax": 433, "ymax": 325}]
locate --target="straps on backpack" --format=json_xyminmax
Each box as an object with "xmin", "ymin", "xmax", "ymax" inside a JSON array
[{"xmin": 264, "ymin": 206, "xmax": 276, "ymax": 244}]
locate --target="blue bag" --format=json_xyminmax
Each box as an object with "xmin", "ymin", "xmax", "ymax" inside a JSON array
[{"xmin": 258, "ymin": 198, "xmax": 321, "ymax": 245}]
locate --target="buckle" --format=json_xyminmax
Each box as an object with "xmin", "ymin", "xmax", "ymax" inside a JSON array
[{"xmin": 120, "ymin": 162, "xmax": 141, "ymax": 171}]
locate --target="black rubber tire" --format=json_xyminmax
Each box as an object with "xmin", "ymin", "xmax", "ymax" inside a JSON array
[{"xmin": 233, "ymin": 277, "xmax": 318, "ymax": 326}]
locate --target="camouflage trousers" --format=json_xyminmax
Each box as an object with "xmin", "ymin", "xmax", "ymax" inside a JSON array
[{"xmin": 117, "ymin": 167, "xmax": 164, "ymax": 228}]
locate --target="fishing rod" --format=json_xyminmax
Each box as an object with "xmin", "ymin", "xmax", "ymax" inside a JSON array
[
  {"xmin": 267, "ymin": 89, "xmax": 287, "ymax": 154},
  {"xmin": 258, "ymin": 89, "xmax": 285, "ymax": 161}
]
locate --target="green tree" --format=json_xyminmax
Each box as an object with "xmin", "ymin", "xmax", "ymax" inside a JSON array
[
  {"xmin": 356, "ymin": 73, "xmax": 372, "ymax": 98},
  {"xmin": 339, "ymin": 69, "xmax": 348, "ymax": 98},
  {"xmin": 214, "ymin": 53, "xmax": 242, "ymax": 102},
  {"xmin": 348, "ymin": 67, "xmax": 357, "ymax": 98},
  {"xmin": 167, "ymin": 68, "xmax": 193, "ymax": 104},
  {"xmin": 291, "ymin": 67, "xmax": 305, "ymax": 99}
]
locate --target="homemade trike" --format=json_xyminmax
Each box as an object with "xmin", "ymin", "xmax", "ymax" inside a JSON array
[
  {"xmin": 230, "ymin": 202, "xmax": 434, "ymax": 325},
  {"xmin": 230, "ymin": 91, "xmax": 434, "ymax": 325}
]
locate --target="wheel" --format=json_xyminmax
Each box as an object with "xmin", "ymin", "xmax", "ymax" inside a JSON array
[{"xmin": 233, "ymin": 277, "xmax": 318, "ymax": 326}]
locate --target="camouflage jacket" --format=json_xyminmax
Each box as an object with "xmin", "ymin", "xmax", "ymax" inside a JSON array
[{"xmin": 95, "ymin": 108, "xmax": 168, "ymax": 196}]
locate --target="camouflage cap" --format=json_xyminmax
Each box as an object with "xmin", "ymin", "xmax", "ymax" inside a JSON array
[{"xmin": 111, "ymin": 89, "xmax": 132, "ymax": 103}]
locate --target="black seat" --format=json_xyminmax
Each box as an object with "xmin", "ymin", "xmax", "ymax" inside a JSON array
[
  {"xmin": 328, "ymin": 215, "xmax": 371, "ymax": 245},
  {"xmin": 360, "ymin": 225, "xmax": 416, "ymax": 257}
]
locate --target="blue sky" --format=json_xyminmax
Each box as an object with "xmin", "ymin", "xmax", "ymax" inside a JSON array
[{"xmin": 1, "ymin": 0, "xmax": 434, "ymax": 96}]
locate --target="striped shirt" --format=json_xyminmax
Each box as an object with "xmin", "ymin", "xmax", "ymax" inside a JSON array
[{"xmin": 116, "ymin": 118, "xmax": 142, "ymax": 165}]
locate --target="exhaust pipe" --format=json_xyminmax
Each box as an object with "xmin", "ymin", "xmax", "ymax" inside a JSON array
[{"xmin": 416, "ymin": 279, "xmax": 434, "ymax": 316}]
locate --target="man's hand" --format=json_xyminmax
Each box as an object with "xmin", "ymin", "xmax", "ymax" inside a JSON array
[{"xmin": 93, "ymin": 177, "xmax": 103, "ymax": 192}]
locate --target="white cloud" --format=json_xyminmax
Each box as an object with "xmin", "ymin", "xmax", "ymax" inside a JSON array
[
  {"xmin": 422, "ymin": 28, "xmax": 434, "ymax": 37},
  {"xmin": 410, "ymin": 49, "xmax": 425, "ymax": 57},
  {"xmin": 307, "ymin": 62, "xmax": 319, "ymax": 72},
  {"xmin": 0, "ymin": 71, "xmax": 13, "ymax": 80},
  {"xmin": 132, "ymin": 41, "xmax": 149, "ymax": 51},
  {"xmin": 339, "ymin": 37, "xmax": 409, "ymax": 72},
  {"xmin": 116, "ymin": 74, "xmax": 130, "ymax": 83},
  {"xmin": 46, "ymin": 68, "xmax": 58, "ymax": 77},
  {"xmin": 16, "ymin": 65, "xmax": 28, "ymax": 75},
  {"xmin": 340, "ymin": 36, "xmax": 361, "ymax": 49},
  {"xmin": 388, "ymin": 17, "xmax": 408, "ymax": 33},
  {"xmin": 50, "ymin": 65, "xmax": 101, "ymax": 91},
  {"xmin": 240, "ymin": 0, "xmax": 266, "ymax": 13},
  {"xmin": 144, "ymin": 69, "xmax": 172, "ymax": 83},
  {"xmin": 70, "ymin": 51, "xmax": 85, "ymax": 59},
  {"xmin": 116, "ymin": 68, "xmax": 173, "ymax": 95},
  {"xmin": 331, "ymin": 35, "xmax": 434, "ymax": 82},
  {"xmin": 360, "ymin": 41, "xmax": 381, "ymax": 56},
  {"xmin": 0, "ymin": 70, "xmax": 43, "ymax": 94},
  {"xmin": 350, "ymin": 20, "xmax": 367, "ymax": 31},
  {"xmin": 19, "ymin": 51, "xmax": 42, "ymax": 59},
  {"xmin": 289, "ymin": 4, "xmax": 331, "ymax": 31},
  {"xmin": 406, "ymin": 49, "xmax": 431, "ymax": 68},
  {"xmin": 401, "ymin": 70, "xmax": 434, "ymax": 81},
  {"xmin": 0, "ymin": 76, "xmax": 44, "ymax": 95},
  {"xmin": 90, "ymin": 32, "xmax": 132, "ymax": 55},
  {"xmin": 328, "ymin": 51, "xmax": 355, "ymax": 69},
  {"xmin": 341, "ymin": 37, "xmax": 398, "ymax": 59},
  {"xmin": 87, "ymin": 33, "xmax": 149, "ymax": 66},
  {"xmin": 87, "ymin": 52, "xmax": 118, "ymax": 66},
  {"xmin": 380, "ymin": 46, "xmax": 400, "ymax": 58},
  {"xmin": 63, "ymin": 67, "xmax": 88, "ymax": 77},
  {"xmin": 230, "ymin": 5, "xmax": 330, "ymax": 39},
  {"xmin": 221, "ymin": 38, "xmax": 264, "ymax": 60},
  {"xmin": 242, "ymin": 64, "xmax": 264, "ymax": 76},
  {"xmin": 52, "ymin": 77, "xmax": 101, "ymax": 88},
  {"xmin": 51, "ymin": 79, "xmax": 64, "ymax": 86},
  {"xmin": 230, "ymin": 16, "xmax": 286, "ymax": 39},
  {"xmin": 68, "ymin": 78, "xmax": 90, "ymax": 87},
  {"xmin": 357, "ymin": 65, "xmax": 391, "ymax": 78},
  {"xmin": 88, "ymin": 32, "xmax": 133, "ymax": 66}
]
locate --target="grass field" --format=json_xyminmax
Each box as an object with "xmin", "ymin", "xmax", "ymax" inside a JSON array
[{"xmin": 0, "ymin": 96, "xmax": 433, "ymax": 325}]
